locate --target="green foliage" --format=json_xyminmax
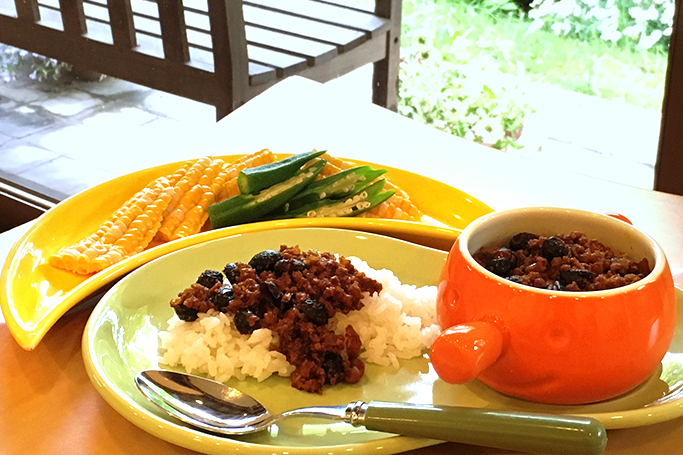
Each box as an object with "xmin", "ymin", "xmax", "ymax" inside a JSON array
[
  {"xmin": 399, "ymin": 0, "xmax": 533, "ymax": 150},
  {"xmin": 400, "ymin": 0, "xmax": 667, "ymax": 115},
  {"xmin": 399, "ymin": 36, "xmax": 533, "ymax": 150},
  {"xmin": 0, "ymin": 44, "xmax": 72, "ymax": 84},
  {"xmin": 528, "ymin": 0, "xmax": 674, "ymax": 51},
  {"xmin": 459, "ymin": 0, "xmax": 526, "ymax": 18}
]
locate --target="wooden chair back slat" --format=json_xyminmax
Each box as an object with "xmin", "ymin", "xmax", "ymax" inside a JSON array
[
  {"xmin": 246, "ymin": 25, "xmax": 338, "ymax": 65},
  {"xmin": 158, "ymin": 0, "xmax": 189, "ymax": 62},
  {"xmin": 14, "ymin": 0, "xmax": 40, "ymax": 21},
  {"xmin": 0, "ymin": 0, "xmax": 400, "ymax": 121},
  {"xmin": 59, "ymin": 0, "xmax": 87, "ymax": 35},
  {"xmin": 371, "ymin": 0, "xmax": 401, "ymax": 109},
  {"xmin": 248, "ymin": 61, "xmax": 275, "ymax": 85},
  {"xmin": 107, "ymin": 0, "xmax": 136, "ymax": 49},
  {"xmin": 247, "ymin": 44, "xmax": 307, "ymax": 76},
  {"xmin": 207, "ymin": 0, "xmax": 248, "ymax": 117},
  {"xmin": 244, "ymin": 0, "xmax": 389, "ymax": 37},
  {"xmin": 243, "ymin": 5, "xmax": 366, "ymax": 52}
]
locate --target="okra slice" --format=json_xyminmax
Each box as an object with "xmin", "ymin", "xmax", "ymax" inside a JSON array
[
  {"xmin": 237, "ymin": 150, "xmax": 326, "ymax": 195},
  {"xmin": 282, "ymin": 166, "xmax": 387, "ymax": 213},
  {"xmin": 209, "ymin": 159, "xmax": 326, "ymax": 228},
  {"xmin": 268, "ymin": 179, "xmax": 395, "ymax": 219}
]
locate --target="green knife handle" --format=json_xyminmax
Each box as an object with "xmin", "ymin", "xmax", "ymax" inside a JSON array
[{"xmin": 362, "ymin": 401, "xmax": 607, "ymax": 455}]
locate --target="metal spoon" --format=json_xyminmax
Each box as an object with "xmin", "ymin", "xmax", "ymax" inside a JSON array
[{"xmin": 136, "ymin": 369, "xmax": 607, "ymax": 455}]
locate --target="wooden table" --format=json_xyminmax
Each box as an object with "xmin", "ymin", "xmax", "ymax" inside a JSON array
[{"xmin": 2, "ymin": 76, "xmax": 683, "ymax": 455}]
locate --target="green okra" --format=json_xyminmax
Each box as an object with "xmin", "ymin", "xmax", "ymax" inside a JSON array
[
  {"xmin": 266, "ymin": 179, "xmax": 395, "ymax": 219},
  {"xmin": 280, "ymin": 166, "xmax": 387, "ymax": 214},
  {"xmin": 237, "ymin": 150, "xmax": 326, "ymax": 195},
  {"xmin": 208, "ymin": 159, "xmax": 326, "ymax": 228}
]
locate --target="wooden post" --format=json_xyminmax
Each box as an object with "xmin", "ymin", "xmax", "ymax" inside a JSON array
[
  {"xmin": 372, "ymin": 0, "xmax": 401, "ymax": 111},
  {"xmin": 158, "ymin": 0, "xmax": 190, "ymax": 63},
  {"xmin": 59, "ymin": 0, "xmax": 87, "ymax": 36},
  {"xmin": 107, "ymin": 0, "xmax": 137, "ymax": 50},
  {"xmin": 654, "ymin": 0, "xmax": 683, "ymax": 195},
  {"xmin": 14, "ymin": 0, "xmax": 40, "ymax": 22},
  {"xmin": 207, "ymin": 0, "xmax": 249, "ymax": 120}
]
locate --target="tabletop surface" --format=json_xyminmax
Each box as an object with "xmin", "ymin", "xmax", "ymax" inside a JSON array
[{"xmin": 2, "ymin": 76, "xmax": 683, "ymax": 455}]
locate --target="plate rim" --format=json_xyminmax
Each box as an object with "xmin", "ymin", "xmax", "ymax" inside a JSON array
[
  {"xmin": 82, "ymin": 226, "xmax": 683, "ymax": 455},
  {"xmin": 0, "ymin": 153, "xmax": 493, "ymax": 350},
  {"xmin": 82, "ymin": 227, "xmax": 450, "ymax": 455}
]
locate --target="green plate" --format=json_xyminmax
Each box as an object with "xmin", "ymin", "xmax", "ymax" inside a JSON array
[{"xmin": 83, "ymin": 228, "xmax": 683, "ymax": 455}]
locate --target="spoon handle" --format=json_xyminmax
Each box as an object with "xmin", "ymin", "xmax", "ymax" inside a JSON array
[{"xmin": 359, "ymin": 401, "xmax": 607, "ymax": 455}]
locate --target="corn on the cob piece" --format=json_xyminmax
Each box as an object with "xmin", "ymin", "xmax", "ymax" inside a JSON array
[
  {"xmin": 214, "ymin": 148, "xmax": 276, "ymax": 203},
  {"xmin": 156, "ymin": 157, "xmax": 225, "ymax": 241},
  {"xmin": 48, "ymin": 176, "xmax": 174, "ymax": 274},
  {"xmin": 162, "ymin": 156, "xmax": 214, "ymax": 219},
  {"xmin": 157, "ymin": 149, "xmax": 276, "ymax": 241},
  {"xmin": 169, "ymin": 158, "xmax": 232, "ymax": 240},
  {"xmin": 319, "ymin": 153, "xmax": 423, "ymax": 221},
  {"xmin": 166, "ymin": 158, "xmax": 197, "ymax": 187},
  {"xmin": 173, "ymin": 150, "xmax": 276, "ymax": 238}
]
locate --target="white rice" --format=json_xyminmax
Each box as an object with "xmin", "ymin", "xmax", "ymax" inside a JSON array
[{"xmin": 158, "ymin": 257, "xmax": 439, "ymax": 382}]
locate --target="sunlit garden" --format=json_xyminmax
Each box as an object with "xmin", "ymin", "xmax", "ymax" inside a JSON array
[
  {"xmin": 398, "ymin": 0, "xmax": 672, "ymax": 150},
  {"xmin": 1, "ymin": 0, "xmax": 673, "ymax": 152}
]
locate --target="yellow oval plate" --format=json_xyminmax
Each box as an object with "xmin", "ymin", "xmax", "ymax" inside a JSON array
[
  {"xmin": 82, "ymin": 228, "xmax": 683, "ymax": 455},
  {"xmin": 0, "ymin": 154, "xmax": 493, "ymax": 350}
]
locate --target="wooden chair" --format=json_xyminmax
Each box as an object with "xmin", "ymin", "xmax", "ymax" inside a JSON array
[{"xmin": 0, "ymin": 0, "xmax": 401, "ymax": 120}]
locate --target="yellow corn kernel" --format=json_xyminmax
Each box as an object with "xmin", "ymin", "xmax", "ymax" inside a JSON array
[
  {"xmin": 166, "ymin": 158, "xmax": 195, "ymax": 187},
  {"xmin": 156, "ymin": 158, "xmax": 225, "ymax": 241},
  {"xmin": 48, "ymin": 176, "xmax": 174, "ymax": 274},
  {"xmin": 319, "ymin": 153, "xmax": 423, "ymax": 221},
  {"xmin": 154, "ymin": 151, "xmax": 275, "ymax": 242},
  {"xmin": 215, "ymin": 149, "xmax": 276, "ymax": 203},
  {"xmin": 170, "ymin": 151, "xmax": 274, "ymax": 239},
  {"xmin": 360, "ymin": 193, "xmax": 421, "ymax": 221},
  {"xmin": 163, "ymin": 156, "xmax": 213, "ymax": 218},
  {"xmin": 317, "ymin": 155, "xmax": 346, "ymax": 178}
]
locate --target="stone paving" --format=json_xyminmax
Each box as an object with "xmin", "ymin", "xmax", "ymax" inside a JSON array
[
  {"xmin": 0, "ymin": 64, "xmax": 660, "ymax": 202},
  {"xmin": 0, "ymin": 74, "xmax": 217, "ymax": 200}
]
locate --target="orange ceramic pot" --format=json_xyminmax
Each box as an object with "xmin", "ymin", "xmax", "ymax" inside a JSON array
[{"xmin": 432, "ymin": 207, "xmax": 677, "ymax": 404}]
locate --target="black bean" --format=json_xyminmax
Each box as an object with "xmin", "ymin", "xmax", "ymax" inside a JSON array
[
  {"xmin": 262, "ymin": 281, "xmax": 282, "ymax": 303},
  {"xmin": 289, "ymin": 259, "xmax": 306, "ymax": 272},
  {"xmin": 196, "ymin": 269, "xmax": 224, "ymax": 289},
  {"xmin": 485, "ymin": 249, "xmax": 517, "ymax": 277},
  {"xmin": 248, "ymin": 301, "xmax": 268, "ymax": 318},
  {"xmin": 299, "ymin": 298, "xmax": 329, "ymax": 326},
  {"xmin": 509, "ymin": 232, "xmax": 539, "ymax": 251},
  {"xmin": 249, "ymin": 250, "xmax": 283, "ymax": 274},
  {"xmin": 273, "ymin": 259, "xmax": 289, "ymax": 276},
  {"xmin": 222, "ymin": 263, "xmax": 240, "ymax": 283},
  {"xmin": 507, "ymin": 275, "xmax": 524, "ymax": 283},
  {"xmin": 487, "ymin": 257, "xmax": 516, "ymax": 277},
  {"xmin": 322, "ymin": 351, "xmax": 345, "ymax": 383},
  {"xmin": 559, "ymin": 269, "xmax": 595, "ymax": 289},
  {"xmin": 276, "ymin": 294, "xmax": 294, "ymax": 312},
  {"xmin": 210, "ymin": 284, "xmax": 234, "ymax": 310},
  {"xmin": 233, "ymin": 309, "xmax": 260, "ymax": 334},
  {"xmin": 174, "ymin": 304, "xmax": 199, "ymax": 321},
  {"xmin": 541, "ymin": 236, "xmax": 569, "ymax": 260},
  {"xmin": 273, "ymin": 258, "xmax": 307, "ymax": 276}
]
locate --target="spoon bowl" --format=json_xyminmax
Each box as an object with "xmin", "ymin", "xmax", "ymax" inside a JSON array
[{"xmin": 136, "ymin": 369, "xmax": 608, "ymax": 455}]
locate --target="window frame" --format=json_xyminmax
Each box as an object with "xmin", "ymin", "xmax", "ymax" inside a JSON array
[{"xmin": 655, "ymin": 0, "xmax": 683, "ymax": 195}]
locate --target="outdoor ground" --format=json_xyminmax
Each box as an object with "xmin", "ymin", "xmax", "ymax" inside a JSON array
[{"xmin": 0, "ymin": 64, "xmax": 660, "ymax": 201}]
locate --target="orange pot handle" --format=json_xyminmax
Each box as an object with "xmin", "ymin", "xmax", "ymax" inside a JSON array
[
  {"xmin": 430, "ymin": 320, "xmax": 504, "ymax": 384},
  {"xmin": 606, "ymin": 212, "xmax": 633, "ymax": 225}
]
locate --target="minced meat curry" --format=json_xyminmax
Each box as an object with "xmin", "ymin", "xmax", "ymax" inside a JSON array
[
  {"xmin": 473, "ymin": 231, "xmax": 651, "ymax": 291},
  {"xmin": 169, "ymin": 245, "xmax": 382, "ymax": 393}
]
